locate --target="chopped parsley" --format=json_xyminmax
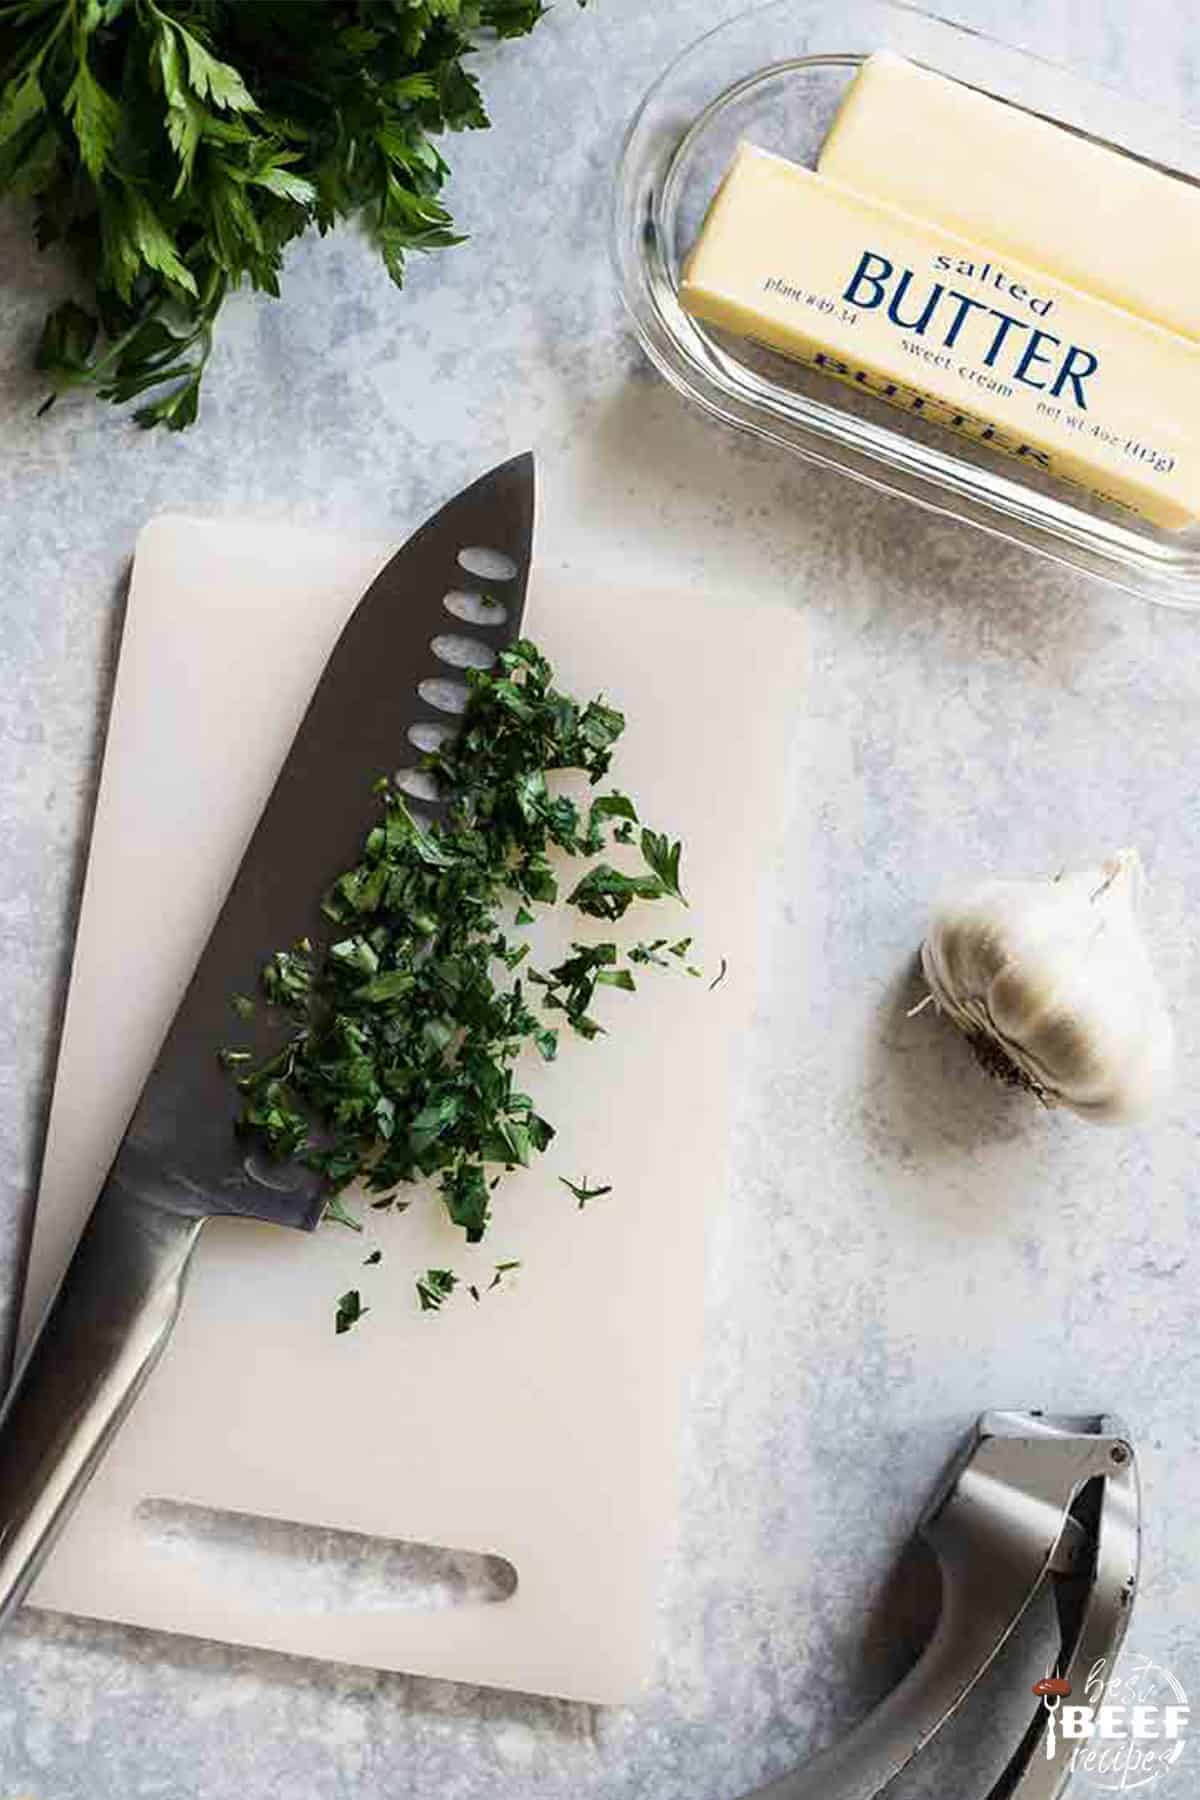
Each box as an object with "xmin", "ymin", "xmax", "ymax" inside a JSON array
[
  {"xmin": 416, "ymin": 1269, "xmax": 458, "ymax": 1313},
  {"xmin": 469, "ymin": 1260, "xmax": 521, "ymax": 1302},
  {"xmin": 223, "ymin": 640, "xmax": 700, "ymax": 1326},
  {"xmin": 334, "ymin": 1289, "xmax": 368, "ymax": 1335}
]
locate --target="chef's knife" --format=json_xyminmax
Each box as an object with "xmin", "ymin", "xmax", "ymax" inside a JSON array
[{"xmin": 0, "ymin": 453, "xmax": 535, "ymax": 1627}]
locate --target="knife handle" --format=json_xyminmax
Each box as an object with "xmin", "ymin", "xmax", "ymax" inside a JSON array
[{"xmin": 0, "ymin": 1179, "xmax": 204, "ymax": 1625}]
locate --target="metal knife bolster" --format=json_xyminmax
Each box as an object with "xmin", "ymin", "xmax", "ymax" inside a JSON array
[
  {"xmin": 0, "ymin": 455, "xmax": 536, "ymax": 1628},
  {"xmin": 743, "ymin": 1411, "xmax": 1140, "ymax": 1800}
]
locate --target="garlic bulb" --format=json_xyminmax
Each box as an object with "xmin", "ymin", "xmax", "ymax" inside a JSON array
[{"xmin": 920, "ymin": 850, "xmax": 1173, "ymax": 1123}]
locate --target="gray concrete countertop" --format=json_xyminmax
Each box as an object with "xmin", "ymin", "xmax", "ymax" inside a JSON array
[{"xmin": 2, "ymin": 1, "xmax": 1198, "ymax": 1795}]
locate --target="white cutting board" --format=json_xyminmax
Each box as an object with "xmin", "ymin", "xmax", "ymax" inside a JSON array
[{"xmin": 17, "ymin": 514, "xmax": 801, "ymax": 1702}]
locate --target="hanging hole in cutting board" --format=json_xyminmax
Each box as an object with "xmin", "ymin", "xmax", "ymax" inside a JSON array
[
  {"xmin": 444, "ymin": 588, "xmax": 507, "ymax": 626},
  {"xmin": 431, "ymin": 633, "xmax": 496, "ymax": 671},
  {"xmin": 417, "ymin": 677, "xmax": 470, "ymax": 715},
  {"xmin": 457, "ymin": 546, "xmax": 517, "ymax": 582},
  {"xmin": 133, "ymin": 1499, "xmax": 518, "ymax": 1616}
]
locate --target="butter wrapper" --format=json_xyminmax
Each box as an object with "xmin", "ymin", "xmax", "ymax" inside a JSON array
[{"xmin": 681, "ymin": 145, "xmax": 1200, "ymax": 530}]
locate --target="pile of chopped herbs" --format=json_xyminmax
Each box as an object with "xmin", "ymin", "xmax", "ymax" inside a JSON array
[
  {"xmin": 0, "ymin": 0, "xmax": 572, "ymax": 429},
  {"xmin": 222, "ymin": 640, "xmax": 703, "ymax": 1328}
]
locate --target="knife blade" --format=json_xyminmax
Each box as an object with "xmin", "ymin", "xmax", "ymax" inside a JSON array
[{"xmin": 0, "ymin": 452, "xmax": 535, "ymax": 1625}]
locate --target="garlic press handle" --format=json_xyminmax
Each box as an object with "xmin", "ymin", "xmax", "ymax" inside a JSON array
[
  {"xmin": 989, "ymin": 1421, "xmax": 1140, "ymax": 1800},
  {"xmin": 740, "ymin": 1414, "xmax": 1139, "ymax": 1800}
]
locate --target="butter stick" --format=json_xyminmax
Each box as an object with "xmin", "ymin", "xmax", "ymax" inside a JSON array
[
  {"xmin": 819, "ymin": 53, "xmax": 1200, "ymax": 346},
  {"xmin": 680, "ymin": 144, "xmax": 1200, "ymax": 529}
]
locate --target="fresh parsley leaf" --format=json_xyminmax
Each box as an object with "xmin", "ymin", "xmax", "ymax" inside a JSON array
[
  {"xmin": 416, "ymin": 1268, "xmax": 458, "ymax": 1313},
  {"xmin": 172, "ymin": 20, "xmax": 258, "ymax": 115},
  {"xmin": 597, "ymin": 968, "xmax": 636, "ymax": 992},
  {"xmin": 324, "ymin": 1194, "xmax": 363, "ymax": 1233},
  {"xmin": 442, "ymin": 1163, "xmax": 490, "ymax": 1243},
  {"xmin": 568, "ymin": 864, "xmax": 667, "ymax": 922},
  {"xmin": 261, "ymin": 943, "xmax": 313, "ymax": 1009},
  {"xmin": 355, "ymin": 969, "xmax": 416, "ymax": 1005},
  {"xmin": 590, "ymin": 792, "xmax": 638, "ymax": 825},
  {"xmin": 335, "ymin": 1289, "xmax": 367, "ymax": 1334},
  {"xmin": 34, "ymin": 301, "xmax": 97, "ymax": 384},
  {"xmin": 63, "ymin": 61, "xmax": 119, "ymax": 181},
  {"xmin": 1, "ymin": 0, "xmax": 573, "ymax": 427},
  {"xmin": 0, "ymin": 65, "xmax": 46, "ymax": 154},
  {"xmin": 641, "ymin": 830, "xmax": 687, "ymax": 904}
]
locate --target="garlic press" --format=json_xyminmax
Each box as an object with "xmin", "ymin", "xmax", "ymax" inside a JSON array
[{"xmin": 742, "ymin": 1411, "xmax": 1140, "ymax": 1800}]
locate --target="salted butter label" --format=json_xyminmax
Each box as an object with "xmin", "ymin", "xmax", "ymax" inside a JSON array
[
  {"xmin": 820, "ymin": 51, "xmax": 1200, "ymax": 346},
  {"xmin": 681, "ymin": 144, "xmax": 1200, "ymax": 529}
]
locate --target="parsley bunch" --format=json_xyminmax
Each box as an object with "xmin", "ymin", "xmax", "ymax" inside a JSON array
[
  {"xmin": 224, "ymin": 640, "xmax": 697, "ymax": 1320},
  {"xmin": 0, "ymin": 0, "xmax": 559, "ymax": 428}
]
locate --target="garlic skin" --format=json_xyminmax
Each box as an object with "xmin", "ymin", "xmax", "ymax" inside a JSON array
[{"xmin": 920, "ymin": 850, "xmax": 1174, "ymax": 1124}]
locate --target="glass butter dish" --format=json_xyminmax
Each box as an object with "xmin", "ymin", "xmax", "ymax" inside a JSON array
[{"xmin": 612, "ymin": 0, "xmax": 1200, "ymax": 609}]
